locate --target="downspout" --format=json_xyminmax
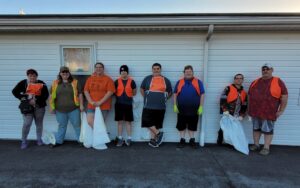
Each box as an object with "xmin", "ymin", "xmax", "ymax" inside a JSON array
[{"xmin": 200, "ymin": 24, "xmax": 214, "ymax": 147}]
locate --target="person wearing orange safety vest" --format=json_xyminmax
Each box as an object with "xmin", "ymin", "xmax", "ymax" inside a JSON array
[
  {"xmin": 248, "ymin": 63, "xmax": 288, "ymax": 156},
  {"xmin": 174, "ymin": 65, "xmax": 205, "ymax": 149},
  {"xmin": 12, "ymin": 69, "xmax": 49, "ymax": 149},
  {"xmin": 217, "ymin": 73, "xmax": 247, "ymax": 146},
  {"xmin": 49, "ymin": 66, "xmax": 84, "ymax": 147},
  {"xmin": 114, "ymin": 65, "xmax": 137, "ymax": 147},
  {"xmin": 140, "ymin": 63, "xmax": 172, "ymax": 148}
]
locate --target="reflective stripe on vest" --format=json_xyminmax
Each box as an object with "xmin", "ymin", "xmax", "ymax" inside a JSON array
[
  {"xmin": 227, "ymin": 85, "xmax": 247, "ymax": 103},
  {"xmin": 176, "ymin": 78, "xmax": 200, "ymax": 96},
  {"xmin": 250, "ymin": 77, "xmax": 281, "ymax": 99},
  {"xmin": 116, "ymin": 77, "xmax": 133, "ymax": 97},
  {"xmin": 50, "ymin": 79, "xmax": 79, "ymax": 110},
  {"xmin": 149, "ymin": 76, "xmax": 166, "ymax": 93}
]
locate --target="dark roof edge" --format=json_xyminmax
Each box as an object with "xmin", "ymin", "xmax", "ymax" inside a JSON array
[{"xmin": 1, "ymin": 12, "xmax": 300, "ymax": 18}]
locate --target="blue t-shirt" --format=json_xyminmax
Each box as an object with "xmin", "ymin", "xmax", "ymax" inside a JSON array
[{"xmin": 174, "ymin": 78, "xmax": 205, "ymax": 116}]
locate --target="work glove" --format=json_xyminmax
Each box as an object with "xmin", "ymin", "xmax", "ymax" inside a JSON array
[
  {"xmin": 173, "ymin": 104, "xmax": 179, "ymax": 113},
  {"xmin": 197, "ymin": 105, "xmax": 203, "ymax": 115},
  {"xmin": 223, "ymin": 111, "xmax": 229, "ymax": 115}
]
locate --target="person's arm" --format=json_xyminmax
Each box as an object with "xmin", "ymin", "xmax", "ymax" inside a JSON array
[
  {"xmin": 40, "ymin": 82, "xmax": 49, "ymax": 102},
  {"xmin": 96, "ymin": 91, "xmax": 114, "ymax": 106},
  {"xmin": 140, "ymin": 88, "xmax": 145, "ymax": 97},
  {"xmin": 220, "ymin": 86, "xmax": 230, "ymax": 113},
  {"xmin": 131, "ymin": 80, "xmax": 137, "ymax": 96},
  {"xmin": 84, "ymin": 91, "xmax": 95, "ymax": 106},
  {"xmin": 276, "ymin": 94, "xmax": 288, "ymax": 117},
  {"xmin": 12, "ymin": 80, "xmax": 27, "ymax": 100},
  {"xmin": 166, "ymin": 78, "xmax": 173, "ymax": 99}
]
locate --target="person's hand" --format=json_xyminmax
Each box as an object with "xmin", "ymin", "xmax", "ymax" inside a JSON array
[
  {"xmin": 91, "ymin": 101, "xmax": 97, "ymax": 107},
  {"xmin": 173, "ymin": 104, "xmax": 179, "ymax": 113},
  {"xmin": 197, "ymin": 105, "xmax": 203, "ymax": 115},
  {"xmin": 223, "ymin": 111, "xmax": 229, "ymax": 115},
  {"xmin": 276, "ymin": 110, "xmax": 283, "ymax": 118}
]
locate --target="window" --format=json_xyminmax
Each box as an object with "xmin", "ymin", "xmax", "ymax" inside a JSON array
[{"xmin": 61, "ymin": 46, "xmax": 94, "ymax": 75}]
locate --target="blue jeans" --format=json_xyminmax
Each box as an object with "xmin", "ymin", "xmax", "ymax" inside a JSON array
[{"xmin": 55, "ymin": 108, "xmax": 81, "ymax": 144}]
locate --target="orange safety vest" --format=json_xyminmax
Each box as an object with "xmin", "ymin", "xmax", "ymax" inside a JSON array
[
  {"xmin": 116, "ymin": 77, "xmax": 133, "ymax": 97},
  {"xmin": 176, "ymin": 77, "xmax": 200, "ymax": 96},
  {"xmin": 149, "ymin": 76, "xmax": 166, "ymax": 93},
  {"xmin": 250, "ymin": 77, "xmax": 281, "ymax": 99},
  {"xmin": 50, "ymin": 79, "xmax": 79, "ymax": 110},
  {"xmin": 227, "ymin": 85, "xmax": 247, "ymax": 103},
  {"xmin": 26, "ymin": 83, "xmax": 44, "ymax": 96}
]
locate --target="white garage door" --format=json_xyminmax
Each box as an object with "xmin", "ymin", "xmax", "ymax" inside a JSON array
[
  {"xmin": 0, "ymin": 33, "xmax": 206, "ymax": 142},
  {"xmin": 206, "ymin": 33, "xmax": 300, "ymax": 145}
]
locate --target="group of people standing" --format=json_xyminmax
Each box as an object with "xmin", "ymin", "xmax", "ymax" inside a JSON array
[{"xmin": 12, "ymin": 62, "xmax": 288, "ymax": 155}]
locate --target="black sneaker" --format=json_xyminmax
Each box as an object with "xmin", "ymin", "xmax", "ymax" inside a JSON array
[
  {"xmin": 155, "ymin": 132, "xmax": 164, "ymax": 146},
  {"xmin": 49, "ymin": 143, "xmax": 63, "ymax": 148},
  {"xmin": 189, "ymin": 138, "xmax": 198, "ymax": 149},
  {"xmin": 148, "ymin": 139, "xmax": 159, "ymax": 148},
  {"xmin": 177, "ymin": 138, "xmax": 186, "ymax": 148}
]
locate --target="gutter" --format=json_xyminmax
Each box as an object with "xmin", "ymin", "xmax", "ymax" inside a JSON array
[{"xmin": 200, "ymin": 24, "xmax": 214, "ymax": 147}]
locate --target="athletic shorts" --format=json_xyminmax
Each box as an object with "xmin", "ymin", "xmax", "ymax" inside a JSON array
[
  {"xmin": 176, "ymin": 114, "xmax": 199, "ymax": 131},
  {"xmin": 114, "ymin": 103, "xmax": 134, "ymax": 122},
  {"xmin": 141, "ymin": 108, "xmax": 165, "ymax": 129},
  {"xmin": 252, "ymin": 117, "xmax": 275, "ymax": 135}
]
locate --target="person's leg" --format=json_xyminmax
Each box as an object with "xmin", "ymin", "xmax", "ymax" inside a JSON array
[
  {"xmin": 253, "ymin": 131, "xmax": 262, "ymax": 146},
  {"xmin": 250, "ymin": 117, "xmax": 262, "ymax": 150},
  {"xmin": 21, "ymin": 114, "xmax": 34, "ymax": 148},
  {"xmin": 188, "ymin": 130, "xmax": 195, "ymax": 138},
  {"xmin": 68, "ymin": 108, "xmax": 81, "ymax": 142},
  {"xmin": 125, "ymin": 121, "xmax": 132, "ymax": 146},
  {"xmin": 86, "ymin": 110, "xmax": 95, "ymax": 128},
  {"xmin": 101, "ymin": 110, "xmax": 109, "ymax": 122},
  {"xmin": 33, "ymin": 107, "xmax": 45, "ymax": 144},
  {"xmin": 263, "ymin": 134, "xmax": 273, "ymax": 150},
  {"xmin": 187, "ymin": 115, "xmax": 199, "ymax": 148},
  {"xmin": 55, "ymin": 111, "xmax": 69, "ymax": 144},
  {"xmin": 117, "ymin": 121, "xmax": 123, "ymax": 137}
]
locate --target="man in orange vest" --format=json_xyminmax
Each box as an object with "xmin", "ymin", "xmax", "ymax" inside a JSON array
[
  {"xmin": 248, "ymin": 63, "xmax": 288, "ymax": 155},
  {"xmin": 218, "ymin": 73, "xmax": 247, "ymax": 145},
  {"xmin": 174, "ymin": 65, "xmax": 205, "ymax": 148},
  {"xmin": 114, "ymin": 65, "xmax": 137, "ymax": 147},
  {"xmin": 140, "ymin": 63, "xmax": 172, "ymax": 148}
]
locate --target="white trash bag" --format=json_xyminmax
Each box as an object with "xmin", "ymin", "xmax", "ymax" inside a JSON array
[
  {"xmin": 220, "ymin": 114, "xmax": 249, "ymax": 155},
  {"xmin": 80, "ymin": 107, "xmax": 110, "ymax": 150},
  {"xmin": 42, "ymin": 131, "xmax": 56, "ymax": 145}
]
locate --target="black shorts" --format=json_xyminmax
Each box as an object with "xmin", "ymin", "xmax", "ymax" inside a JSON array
[
  {"xmin": 114, "ymin": 103, "xmax": 134, "ymax": 122},
  {"xmin": 141, "ymin": 108, "xmax": 165, "ymax": 129},
  {"xmin": 176, "ymin": 114, "xmax": 199, "ymax": 131}
]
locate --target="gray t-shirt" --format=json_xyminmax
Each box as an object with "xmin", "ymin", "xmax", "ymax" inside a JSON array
[
  {"xmin": 51, "ymin": 81, "xmax": 82, "ymax": 113},
  {"xmin": 140, "ymin": 75, "xmax": 172, "ymax": 110}
]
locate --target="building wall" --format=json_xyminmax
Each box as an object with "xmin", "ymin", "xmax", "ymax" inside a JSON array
[
  {"xmin": 0, "ymin": 32, "xmax": 299, "ymax": 145},
  {"xmin": 0, "ymin": 33, "xmax": 205, "ymax": 142}
]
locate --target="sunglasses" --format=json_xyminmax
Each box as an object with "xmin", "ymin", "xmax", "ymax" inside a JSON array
[{"xmin": 61, "ymin": 70, "xmax": 69, "ymax": 73}]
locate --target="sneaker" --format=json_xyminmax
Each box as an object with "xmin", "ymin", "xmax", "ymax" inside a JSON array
[
  {"xmin": 249, "ymin": 144, "xmax": 261, "ymax": 151},
  {"xmin": 259, "ymin": 148, "xmax": 270, "ymax": 156},
  {"xmin": 148, "ymin": 139, "xmax": 159, "ymax": 148},
  {"xmin": 189, "ymin": 138, "xmax": 198, "ymax": 149},
  {"xmin": 155, "ymin": 132, "xmax": 164, "ymax": 146},
  {"xmin": 36, "ymin": 140, "xmax": 43, "ymax": 146},
  {"xmin": 177, "ymin": 138, "xmax": 186, "ymax": 148},
  {"xmin": 20, "ymin": 141, "xmax": 28, "ymax": 149},
  {"xmin": 49, "ymin": 143, "xmax": 63, "ymax": 148},
  {"xmin": 125, "ymin": 139, "xmax": 132, "ymax": 146},
  {"xmin": 116, "ymin": 138, "xmax": 124, "ymax": 147}
]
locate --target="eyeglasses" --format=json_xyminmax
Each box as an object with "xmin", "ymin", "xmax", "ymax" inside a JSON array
[
  {"xmin": 61, "ymin": 71, "xmax": 69, "ymax": 73},
  {"xmin": 234, "ymin": 77, "xmax": 243, "ymax": 80}
]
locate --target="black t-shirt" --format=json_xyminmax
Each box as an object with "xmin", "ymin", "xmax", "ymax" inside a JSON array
[{"xmin": 114, "ymin": 79, "xmax": 136, "ymax": 105}]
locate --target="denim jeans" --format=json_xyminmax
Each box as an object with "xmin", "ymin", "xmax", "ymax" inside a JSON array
[
  {"xmin": 55, "ymin": 108, "xmax": 81, "ymax": 144},
  {"xmin": 22, "ymin": 107, "xmax": 45, "ymax": 142}
]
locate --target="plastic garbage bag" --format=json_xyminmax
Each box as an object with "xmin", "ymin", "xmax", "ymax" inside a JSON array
[
  {"xmin": 93, "ymin": 107, "xmax": 110, "ymax": 149},
  {"xmin": 220, "ymin": 114, "xmax": 249, "ymax": 155},
  {"xmin": 42, "ymin": 131, "xmax": 56, "ymax": 145},
  {"xmin": 80, "ymin": 108, "xmax": 110, "ymax": 150}
]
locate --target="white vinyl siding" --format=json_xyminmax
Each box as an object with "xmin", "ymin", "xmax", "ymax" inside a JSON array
[
  {"xmin": 0, "ymin": 33, "xmax": 205, "ymax": 142},
  {"xmin": 206, "ymin": 33, "xmax": 300, "ymax": 145}
]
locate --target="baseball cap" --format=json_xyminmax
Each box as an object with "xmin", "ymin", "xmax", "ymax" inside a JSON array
[
  {"xmin": 119, "ymin": 65, "xmax": 129, "ymax": 74},
  {"xmin": 262, "ymin": 63, "xmax": 273, "ymax": 69}
]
